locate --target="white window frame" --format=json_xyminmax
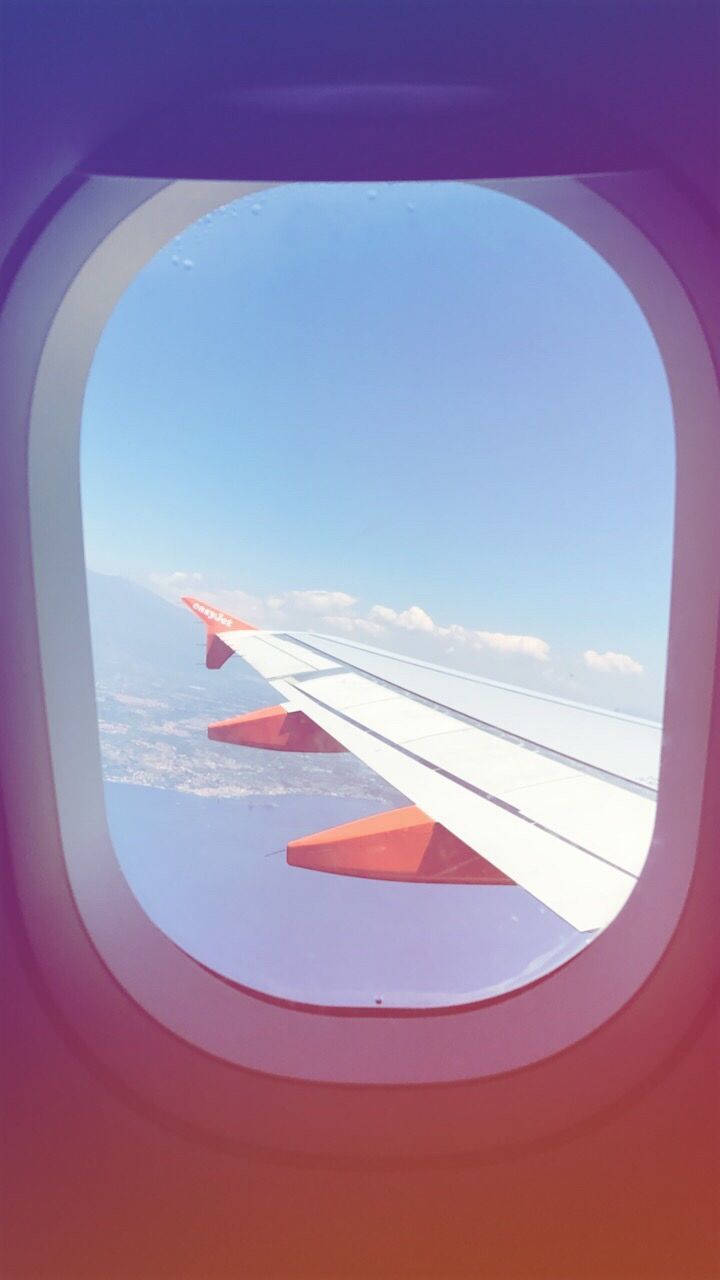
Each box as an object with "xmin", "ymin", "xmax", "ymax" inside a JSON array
[{"xmin": 0, "ymin": 172, "xmax": 718, "ymax": 1157}]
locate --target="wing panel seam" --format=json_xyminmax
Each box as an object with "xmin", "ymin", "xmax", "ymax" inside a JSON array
[
  {"xmin": 282, "ymin": 634, "xmax": 657, "ymax": 799},
  {"xmin": 288, "ymin": 679, "xmax": 637, "ymax": 881}
]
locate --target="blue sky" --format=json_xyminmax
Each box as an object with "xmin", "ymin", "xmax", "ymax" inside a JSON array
[{"xmin": 81, "ymin": 181, "xmax": 674, "ymax": 717}]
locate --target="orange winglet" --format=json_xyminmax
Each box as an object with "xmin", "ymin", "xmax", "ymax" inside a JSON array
[
  {"xmin": 181, "ymin": 595, "xmax": 256, "ymax": 669},
  {"xmin": 208, "ymin": 705, "xmax": 346, "ymax": 753},
  {"xmin": 287, "ymin": 805, "xmax": 514, "ymax": 884},
  {"xmin": 181, "ymin": 595, "xmax": 256, "ymax": 633}
]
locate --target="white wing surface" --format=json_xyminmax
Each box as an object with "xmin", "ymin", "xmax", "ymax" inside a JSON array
[{"xmin": 183, "ymin": 598, "xmax": 660, "ymax": 933}]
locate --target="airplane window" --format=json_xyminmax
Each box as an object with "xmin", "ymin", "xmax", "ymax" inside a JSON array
[{"xmin": 80, "ymin": 182, "xmax": 673, "ymax": 1009}]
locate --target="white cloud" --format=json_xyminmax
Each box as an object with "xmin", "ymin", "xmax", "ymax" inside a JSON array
[
  {"xmin": 144, "ymin": 572, "xmax": 551, "ymax": 664},
  {"xmin": 364, "ymin": 600, "xmax": 550, "ymax": 660},
  {"xmin": 321, "ymin": 615, "xmax": 384, "ymax": 636},
  {"xmin": 437, "ymin": 623, "xmax": 469, "ymax": 643},
  {"xmin": 369, "ymin": 604, "xmax": 398, "ymax": 624},
  {"xmin": 144, "ymin": 572, "xmax": 265, "ymax": 623},
  {"xmin": 394, "ymin": 605, "xmax": 436, "ymax": 632},
  {"xmin": 286, "ymin": 589, "xmax": 357, "ymax": 614},
  {"xmin": 475, "ymin": 631, "xmax": 550, "ymax": 660},
  {"xmin": 147, "ymin": 570, "xmax": 202, "ymax": 591},
  {"xmin": 218, "ymin": 588, "xmax": 268, "ymax": 621},
  {"xmin": 144, "ymin": 574, "xmax": 358, "ymax": 627},
  {"xmin": 583, "ymin": 649, "xmax": 643, "ymax": 675}
]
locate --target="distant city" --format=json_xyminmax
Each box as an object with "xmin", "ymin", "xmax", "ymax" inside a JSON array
[{"xmin": 89, "ymin": 569, "xmax": 401, "ymax": 804}]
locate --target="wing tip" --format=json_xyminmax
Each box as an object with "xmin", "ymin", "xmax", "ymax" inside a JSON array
[{"xmin": 181, "ymin": 595, "xmax": 256, "ymax": 633}]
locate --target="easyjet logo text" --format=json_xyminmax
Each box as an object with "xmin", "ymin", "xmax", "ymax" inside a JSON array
[{"xmin": 192, "ymin": 602, "xmax": 234, "ymax": 628}]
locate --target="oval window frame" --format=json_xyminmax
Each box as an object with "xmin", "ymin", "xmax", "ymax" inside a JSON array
[{"xmin": 0, "ymin": 169, "xmax": 718, "ymax": 1157}]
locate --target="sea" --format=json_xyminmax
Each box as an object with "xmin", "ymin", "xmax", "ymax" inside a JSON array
[{"xmin": 106, "ymin": 780, "xmax": 591, "ymax": 1009}]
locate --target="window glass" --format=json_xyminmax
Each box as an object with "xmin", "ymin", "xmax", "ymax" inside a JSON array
[{"xmin": 81, "ymin": 182, "xmax": 673, "ymax": 1007}]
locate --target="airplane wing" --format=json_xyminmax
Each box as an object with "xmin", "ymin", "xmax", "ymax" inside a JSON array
[{"xmin": 182, "ymin": 596, "xmax": 661, "ymax": 933}]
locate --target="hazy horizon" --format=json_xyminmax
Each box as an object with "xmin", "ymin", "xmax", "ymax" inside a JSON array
[{"xmin": 82, "ymin": 180, "xmax": 674, "ymax": 720}]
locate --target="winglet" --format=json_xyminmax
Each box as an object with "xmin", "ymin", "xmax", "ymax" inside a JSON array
[
  {"xmin": 181, "ymin": 596, "xmax": 256, "ymax": 633},
  {"xmin": 181, "ymin": 596, "xmax": 256, "ymax": 669}
]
